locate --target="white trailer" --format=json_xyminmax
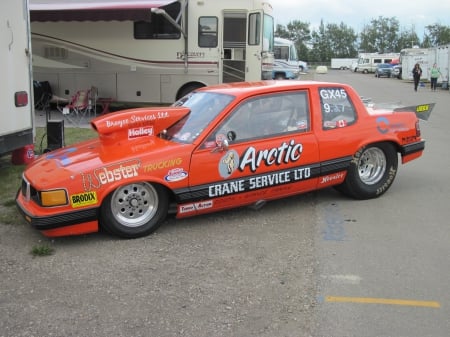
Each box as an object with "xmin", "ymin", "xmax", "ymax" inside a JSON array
[
  {"xmin": 330, "ymin": 58, "xmax": 357, "ymax": 70},
  {"xmin": 399, "ymin": 48, "xmax": 429, "ymax": 81},
  {"xmin": 272, "ymin": 37, "xmax": 300, "ymax": 79},
  {"xmin": 0, "ymin": 0, "xmax": 35, "ymax": 157},
  {"xmin": 30, "ymin": 0, "xmax": 275, "ymax": 105},
  {"xmin": 427, "ymin": 44, "xmax": 449, "ymax": 86}
]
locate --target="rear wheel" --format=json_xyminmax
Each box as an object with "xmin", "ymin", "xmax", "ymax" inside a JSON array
[
  {"xmin": 100, "ymin": 182, "xmax": 168, "ymax": 238},
  {"xmin": 177, "ymin": 83, "xmax": 204, "ymax": 100},
  {"xmin": 335, "ymin": 143, "xmax": 398, "ymax": 199}
]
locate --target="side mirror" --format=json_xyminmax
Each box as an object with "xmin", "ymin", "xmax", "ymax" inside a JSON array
[{"xmin": 212, "ymin": 134, "xmax": 229, "ymax": 152}]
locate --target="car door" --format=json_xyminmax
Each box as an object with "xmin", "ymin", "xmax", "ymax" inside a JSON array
[{"xmin": 185, "ymin": 90, "xmax": 320, "ymax": 216}]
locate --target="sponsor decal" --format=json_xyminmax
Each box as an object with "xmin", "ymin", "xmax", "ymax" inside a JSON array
[
  {"xmin": 81, "ymin": 159, "xmax": 141, "ymax": 191},
  {"xmin": 128, "ymin": 126, "xmax": 153, "ymax": 139},
  {"xmin": 105, "ymin": 111, "xmax": 170, "ymax": 129},
  {"xmin": 416, "ymin": 104, "xmax": 429, "ymax": 113},
  {"xmin": 165, "ymin": 168, "xmax": 188, "ymax": 182},
  {"xmin": 239, "ymin": 139, "xmax": 303, "ymax": 172},
  {"xmin": 209, "ymin": 167, "xmax": 311, "ymax": 197},
  {"xmin": 219, "ymin": 150, "xmax": 239, "ymax": 178},
  {"xmin": 179, "ymin": 200, "xmax": 213, "ymax": 214},
  {"xmin": 319, "ymin": 172, "xmax": 345, "ymax": 185},
  {"xmin": 71, "ymin": 191, "xmax": 98, "ymax": 208},
  {"xmin": 218, "ymin": 140, "xmax": 303, "ymax": 178},
  {"xmin": 144, "ymin": 157, "xmax": 183, "ymax": 172},
  {"xmin": 376, "ymin": 116, "xmax": 408, "ymax": 134}
]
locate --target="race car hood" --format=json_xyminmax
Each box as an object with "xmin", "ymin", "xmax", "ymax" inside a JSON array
[
  {"xmin": 91, "ymin": 106, "xmax": 191, "ymax": 143},
  {"xmin": 23, "ymin": 107, "xmax": 191, "ymax": 188}
]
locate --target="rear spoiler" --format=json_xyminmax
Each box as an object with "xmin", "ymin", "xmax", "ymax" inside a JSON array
[{"xmin": 393, "ymin": 103, "xmax": 435, "ymax": 121}]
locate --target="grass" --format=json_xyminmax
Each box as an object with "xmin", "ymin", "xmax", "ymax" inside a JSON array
[
  {"xmin": 0, "ymin": 126, "xmax": 96, "ymax": 226},
  {"xmin": 30, "ymin": 244, "xmax": 55, "ymax": 257}
]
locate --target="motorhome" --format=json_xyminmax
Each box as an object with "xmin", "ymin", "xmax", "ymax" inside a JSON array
[
  {"xmin": 30, "ymin": 0, "xmax": 275, "ymax": 105},
  {"xmin": 1, "ymin": 0, "xmax": 35, "ymax": 158},
  {"xmin": 272, "ymin": 37, "xmax": 300, "ymax": 79},
  {"xmin": 355, "ymin": 53, "xmax": 399, "ymax": 74}
]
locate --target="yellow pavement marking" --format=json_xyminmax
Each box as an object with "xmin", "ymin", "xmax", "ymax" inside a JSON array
[{"xmin": 325, "ymin": 296, "xmax": 440, "ymax": 308}]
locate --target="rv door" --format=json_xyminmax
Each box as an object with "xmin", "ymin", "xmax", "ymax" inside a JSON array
[{"xmin": 246, "ymin": 10, "xmax": 264, "ymax": 81}]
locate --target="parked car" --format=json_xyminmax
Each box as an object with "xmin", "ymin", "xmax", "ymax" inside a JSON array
[
  {"xmin": 17, "ymin": 81, "xmax": 428, "ymax": 239},
  {"xmin": 375, "ymin": 63, "xmax": 393, "ymax": 78},
  {"xmin": 391, "ymin": 64, "xmax": 402, "ymax": 79}
]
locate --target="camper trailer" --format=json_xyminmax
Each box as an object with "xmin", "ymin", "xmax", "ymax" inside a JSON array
[
  {"xmin": 1, "ymin": 0, "xmax": 35, "ymax": 158},
  {"xmin": 30, "ymin": 0, "xmax": 275, "ymax": 105}
]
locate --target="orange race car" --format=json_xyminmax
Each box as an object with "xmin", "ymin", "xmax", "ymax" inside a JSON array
[{"xmin": 16, "ymin": 81, "xmax": 432, "ymax": 238}]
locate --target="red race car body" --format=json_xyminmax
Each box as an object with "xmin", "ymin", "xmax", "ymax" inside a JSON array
[{"xmin": 16, "ymin": 81, "xmax": 429, "ymax": 238}]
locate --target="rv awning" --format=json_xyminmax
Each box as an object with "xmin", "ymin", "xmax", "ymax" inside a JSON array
[{"xmin": 30, "ymin": 0, "xmax": 177, "ymax": 22}]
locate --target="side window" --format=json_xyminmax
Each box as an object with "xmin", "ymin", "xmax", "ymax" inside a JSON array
[
  {"xmin": 199, "ymin": 17, "xmax": 218, "ymax": 48},
  {"xmin": 319, "ymin": 87, "xmax": 357, "ymax": 130},
  {"xmin": 248, "ymin": 13, "xmax": 261, "ymax": 45},
  {"xmin": 133, "ymin": 2, "xmax": 181, "ymax": 39},
  {"xmin": 214, "ymin": 91, "xmax": 310, "ymax": 143}
]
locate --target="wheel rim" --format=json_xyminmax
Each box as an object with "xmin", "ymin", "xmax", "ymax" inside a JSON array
[
  {"xmin": 357, "ymin": 147, "xmax": 386, "ymax": 185},
  {"xmin": 110, "ymin": 182, "xmax": 159, "ymax": 228}
]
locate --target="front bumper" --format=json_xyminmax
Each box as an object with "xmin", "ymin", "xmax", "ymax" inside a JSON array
[{"xmin": 16, "ymin": 190, "xmax": 99, "ymax": 231}]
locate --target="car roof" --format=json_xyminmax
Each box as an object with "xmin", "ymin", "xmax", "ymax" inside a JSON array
[{"xmin": 196, "ymin": 80, "xmax": 351, "ymax": 97}]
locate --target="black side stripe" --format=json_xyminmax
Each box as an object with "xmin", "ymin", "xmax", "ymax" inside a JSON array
[{"xmin": 174, "ymin": 156, "xmax": 353, "ymax": 203}]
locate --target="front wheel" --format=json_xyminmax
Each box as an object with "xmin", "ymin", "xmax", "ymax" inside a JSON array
[
  {"xmin": 100, "ymin": 182, "xmax": 168, "ymax": 238},
  {"xmin": 335, "ymin": 143, "xmax": 398, "ymax": 199}
]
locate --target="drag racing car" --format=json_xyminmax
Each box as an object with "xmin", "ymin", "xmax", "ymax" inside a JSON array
[{"xmin": 16, "ymin": 81, "xmax": 431, "ymax": 238}]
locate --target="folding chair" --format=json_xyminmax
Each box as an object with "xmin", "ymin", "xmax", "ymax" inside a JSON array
[
  {"xmin": 33, "ymin": 81, "xmax": 53, "ymax": 112},
  {"xmin": 61, "ymin": 89, "xmax": 91, "ymax": 126},
  {"xmin": 88, "ymin": 86, "xmax": 98, "ymax": 117}
]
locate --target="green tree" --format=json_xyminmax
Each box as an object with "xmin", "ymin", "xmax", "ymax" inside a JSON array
[
  {"xmin": 359, "ymin": 17, "xmax": 399, "ymax": 53},
  {"xmin": 275, "ymin": 20, "xmax": 311, "ymax": 61},
  {"xmin": 396, "ymin": 27, "xmax": 420, "ymax": 50},
  {"xmin": 325, "ymin": 22, "xmax": 358, "ymax": 58},
  {"xmin": 425, "ymin": 23, "xmax": 450, "ymax": 46},
  {"xmin": 310, "ymin": 20, "xmax": 332, "ymax": 62}
]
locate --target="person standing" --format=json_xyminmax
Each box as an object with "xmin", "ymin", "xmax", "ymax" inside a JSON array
[
  {"xmin": 412, "ymin": 63, "xmax": 422, "ymax": 92},
  {"xmin": 430, "ymin": 63, "xmax": 441, "ymax": 91}
]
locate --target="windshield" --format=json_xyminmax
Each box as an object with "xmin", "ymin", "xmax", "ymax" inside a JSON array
[{"xmin": 165, "ymin": 92, "xmax": 235, "ymax": 143}]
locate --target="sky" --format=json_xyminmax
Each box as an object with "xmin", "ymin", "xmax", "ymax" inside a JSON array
[{"xmin": 272, "ymin": 0, "xmax": 450, "ymax": 38}]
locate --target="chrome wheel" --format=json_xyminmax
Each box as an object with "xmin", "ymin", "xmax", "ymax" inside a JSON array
[
  {"xmin": 357, "ymin": 147, "xmax": 386, "ymax": 185},
  {"xmin": 110, "ymin": 182, "xmax": 159, "ymax": 228}
]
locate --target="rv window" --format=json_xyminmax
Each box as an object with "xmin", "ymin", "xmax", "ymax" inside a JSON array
[
  {"xmin": 198, "ymin": 17, "xmax": 218, "ymax": 48},
  {"xmin": 133, "ymin": 2, "xmax": 181, "ymax": 39},
  {"xmin": 374, "ymin": 59, "xmax": 382, "ymax": 64},
  {"xmin": 248, "ymin": 13, "xmax": 261, "ymax": 45}
]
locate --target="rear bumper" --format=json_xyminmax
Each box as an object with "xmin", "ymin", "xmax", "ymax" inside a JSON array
[
  {"xmin": 400, "ymin": 140, "xmax": 425, "ymax": 163},
  {"xmin": 401, "ymin": 140, "xmax": 425, "ymax": 156}
]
